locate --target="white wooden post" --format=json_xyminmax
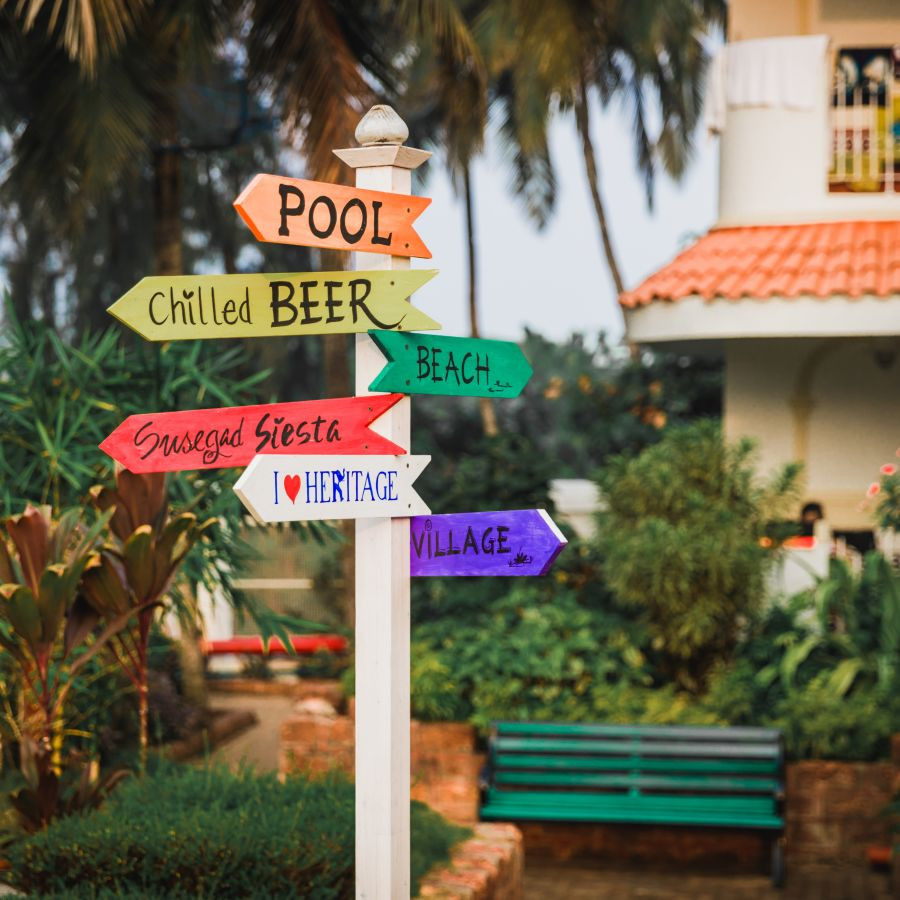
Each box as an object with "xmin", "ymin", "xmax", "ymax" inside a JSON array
[{"xmin": 334, "ymin": 106, "xmax": 430, "ymax": 899}]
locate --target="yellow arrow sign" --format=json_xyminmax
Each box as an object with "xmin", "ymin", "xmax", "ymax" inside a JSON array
[{"xmin": 107, "ymin": 270, "xmax": 439, "ymax": 341}]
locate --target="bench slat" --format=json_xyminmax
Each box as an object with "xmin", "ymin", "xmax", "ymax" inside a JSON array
[
  {"xmin": 486, "ymin": 789, "xmax": 777, "ymax": 814},
  {"xmin": 495, "ymin": 771, "xmax": 781, "ymax": 793},
  {"xmin": 481, "ymin": 798, "xmax": 783, "ymax": 829},
  {"xmin": 494, "ymin": 721, "xmax": 781, "ymax": 742},
  {"xmin": 494, "ymin": 753, "xmax": 780, "ymax": 775},
  {"xmin": 495, "ymin": 737, "xmax": 781, "ymax": 758},
  {"xmin": 482, "ymin": 722, "xmax": 785, "ymax": 842}
]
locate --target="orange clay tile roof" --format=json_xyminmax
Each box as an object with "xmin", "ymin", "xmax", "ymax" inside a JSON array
[{"xmin": 619, "ymin": 220, "xmax": 900, "ymax": 308}]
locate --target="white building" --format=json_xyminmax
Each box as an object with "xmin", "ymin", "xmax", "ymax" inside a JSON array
[{"xmin": 623, "ymin": 0, "xmax": 900, "ymax": 540}]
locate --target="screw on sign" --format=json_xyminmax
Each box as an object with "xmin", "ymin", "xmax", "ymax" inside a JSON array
[{"xmin": 234, "ymin": 174, "xmax": 432, "ymax": 258}]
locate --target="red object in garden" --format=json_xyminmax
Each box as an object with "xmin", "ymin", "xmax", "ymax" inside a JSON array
[
  {"xmin": 784, "ymin": 536, "xmax": 816, "ymax": 549},
  {"xmin": 202, "ymin": 635, "xmax": 347, "ymax": 655},
  {"xmin": 866, "ymin": 845, "xmax": 891, "ymax": 868}
]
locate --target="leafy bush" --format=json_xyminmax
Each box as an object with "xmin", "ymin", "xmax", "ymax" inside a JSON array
[
  {"xmin": 64, "ymin": 628, "xmax": 205, "ymax": 767},
  {"xmin": 6, "ymin": 765, "xmax": 469, "ymax": 898},
  {"xmin": 0, "ymin": 305, "xmax": 272, "ymax": 600},
  {"xmin": 413, "ymin": 573, "xmax": 652, "ymax": 729},
  {"xmin": 768, "ymin": 676, "xmax": 900, "ymax": 760},
  {"xmin": 598, "ymin": 420, "xmax": 799, "ymax": 690}
]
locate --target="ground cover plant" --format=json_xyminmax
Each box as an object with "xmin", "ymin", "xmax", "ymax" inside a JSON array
[{"xmin": 6, "ymin": 765, "xmax": 470, "ymax": 899}]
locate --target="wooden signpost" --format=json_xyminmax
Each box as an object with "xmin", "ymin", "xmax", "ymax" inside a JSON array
[
  {"xmin": 368, "ymin": 330, "xmax": 533, "ymax": 398},
  {"xmin": 100, "ymin": 394, "xmax": 406, "ymax": 473},
  {"xmin": 410, "ymin": 509, "xmax": 567, "ymax": 577},
  {"xmin": 103, "ymin": 103, "xmax": 562, "ymax": 900},
  {"xmin": 107, "ymin": 270, "xmax": 439, "ymax": 341},
  {"xmin": 233, "ymin": 453, "xmax": 430, "ymax": 522},
  {"xmin": 234, "ymin": 174, "xmax": 432, "ymax": 258}
]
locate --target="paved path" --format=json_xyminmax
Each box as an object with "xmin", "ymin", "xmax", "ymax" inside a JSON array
[
  {"xmin": 207, "ymin": 691, "xmax": 296, "ymax": 772},
  {"xmin": 524, "ymin": 860, "xmax": 892, "ymax": 899}
]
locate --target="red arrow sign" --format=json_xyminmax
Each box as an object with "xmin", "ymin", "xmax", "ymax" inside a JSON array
[
  {"xmin": 100, "ymin": 394, "xmax": 405, "ymax": 473},
  {"xmin": 234, "ymin": 174, "xmax": 432, "ymax": 258}
]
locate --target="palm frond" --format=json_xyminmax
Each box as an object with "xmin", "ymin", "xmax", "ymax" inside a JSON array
[
  {"xmin": 10, "ymin": 0, "xmax": 146, "ymax": 74},
  {"xmin": 248, "ymin": 0, "xmax": 381, "ymax": 183}
]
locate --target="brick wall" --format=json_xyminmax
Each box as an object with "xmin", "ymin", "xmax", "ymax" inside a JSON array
[
  {"xmin": 280, "ymin": 708, "xmax": 484, "ymax": 825},
  {"xmin": 418, "ymin": 824, "xmax": 523, "ymax": 899},
  {"xmin": 518, "ymin": 821, "xmax": 770, "ymax": 871},
  {"xmin": 785, "ymin": 735, "xmax": 900, "ymax": 864}
]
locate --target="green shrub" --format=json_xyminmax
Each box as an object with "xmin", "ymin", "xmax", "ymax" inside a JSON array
[
  {"xmin": 6, "ymin": 764, "xmax": 469, "ymax": 898},
  {"xmin": 598, "ymin": 420, "xmax": 799, "ymax": 691},
  {"xmin": 769, "ymin": 675, "xmax": 900, "ymax": 760},
  {"xmin": 414, "ymin": 581, "xmax": 652, "ymax": 729}
]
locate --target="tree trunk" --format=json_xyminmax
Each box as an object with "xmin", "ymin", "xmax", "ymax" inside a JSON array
[
  {"xmin": 137, "ymin": 680, "xmax": 149, "ymax": 772},
  {"xmin": 462, "ymin": 165, "xmax": 498, "ymax": 437},
  {"xmin": 152, "ymin": 91, "xmax": 182, "ymax": 276},
  {"xmin": 137, "ymin": 613, "xmax": 152, "ymax": 773},
  {"xmin": 575, "ymin": 73, "xmax": 625, "ymax": 297}
]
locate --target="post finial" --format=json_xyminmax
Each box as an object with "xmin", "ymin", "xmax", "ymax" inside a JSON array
[{"xmin": 355, "ymin": 105, "xmax": 409, "ymax": 147}]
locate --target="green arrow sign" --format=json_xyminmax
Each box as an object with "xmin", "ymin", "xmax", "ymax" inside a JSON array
[{"xmin": 368, "ymin": 330, "xmax": 532, "ymax": 399}]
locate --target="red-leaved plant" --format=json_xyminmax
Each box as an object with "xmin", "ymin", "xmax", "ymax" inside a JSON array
[
  {"xmin": 82, "ymin": 471, "xmax": 213, "ymax": 770},
  {"xmin": 0, "ymin": 504, "xmax": 133, "ymax": 831}
]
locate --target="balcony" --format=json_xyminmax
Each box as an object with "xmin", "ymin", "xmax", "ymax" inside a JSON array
[
  {"xmin": 713, "ymin": 37, "xmax": 900, "ymax": 225},
  {"xmin": 829, "ymin": 45, "xmax": 899, "ymax": 194}
]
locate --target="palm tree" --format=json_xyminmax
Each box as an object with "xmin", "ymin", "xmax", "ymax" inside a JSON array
[
  {"xmin": 398, "ymin": 0, "xmax": 557, "ymax": 436},
  {"xmin": 1, "ymin": 1, "xmax": 395, "ymax": 285},
  {"xmin": 492, "ymin": 0, "xmax": 724, "ymax": 296}
]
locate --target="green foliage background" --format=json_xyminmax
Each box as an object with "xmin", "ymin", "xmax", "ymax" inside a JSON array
[{"xmin": 403, "ymin": 418, "xmax": 900, "ymax": 762}]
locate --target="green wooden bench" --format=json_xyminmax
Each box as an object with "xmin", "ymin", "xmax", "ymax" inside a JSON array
[{"xmin": 480, "ymin": 721, "xmax": 786, "ymax": 886}]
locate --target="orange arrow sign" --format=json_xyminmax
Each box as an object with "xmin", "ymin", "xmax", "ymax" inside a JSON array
[{"xmin": 234, "ymin": 174, "xmax": 432, "ymax": 258}]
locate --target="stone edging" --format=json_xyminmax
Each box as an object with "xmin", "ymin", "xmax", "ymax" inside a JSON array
[
  {"xmin": 162, "ymin": 708, "xmax": 258, "ymax": 761},
  {"xmin": 209, "ymin": 678, "xmax": 300, "ymax": 696},
  {"xmin": 418, "ymin": 823, "xmax": 523, "ymax": 899}
]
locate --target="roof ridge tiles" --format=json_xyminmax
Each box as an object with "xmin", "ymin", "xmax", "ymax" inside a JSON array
[{"xmin": 619, "ymin": 220, "xmax": 900, "ymax": 307}]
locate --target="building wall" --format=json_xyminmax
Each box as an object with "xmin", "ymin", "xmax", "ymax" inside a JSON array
[
  {"xmin": 729, "ymin": 0, "xmax": 810, "ymax": 42},
  {"xmin": 724, "ymin": 337, "xmax": 900, "ymax": 529},
  {"xmin": 729, "ymin": 0, "xmax": 898, "ymax": 44}
]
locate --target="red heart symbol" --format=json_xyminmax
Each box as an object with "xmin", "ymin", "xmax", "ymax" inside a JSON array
[{"xmin": 284, "ymin": 474, "xmax": 301, "ymax": 503}]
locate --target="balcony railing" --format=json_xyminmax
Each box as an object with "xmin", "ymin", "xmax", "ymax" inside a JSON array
[{"xmin": 829, "ymin": 45, "xmax": 899, "ymax": 194}]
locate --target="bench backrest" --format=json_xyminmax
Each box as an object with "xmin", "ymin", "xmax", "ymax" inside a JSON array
[{"xmin": 488, "ymin": 721, "xmax": 784, "ymax": 803}]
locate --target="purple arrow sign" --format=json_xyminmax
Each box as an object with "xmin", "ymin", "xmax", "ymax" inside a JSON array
[{"xmin": 410, "ymin": 509, "xmax": 567, "ymax": 577}]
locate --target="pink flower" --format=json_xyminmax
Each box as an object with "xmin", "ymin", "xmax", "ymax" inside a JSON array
[
  {"xmin": 867, "ymin": 482, "xmax": 881, "ymax": 497},
  {"xmin": 881, "ymin": 464, "xmax": 896, "ymax": 476}
]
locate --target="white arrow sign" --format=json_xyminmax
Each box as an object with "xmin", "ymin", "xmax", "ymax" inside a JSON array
[{"xmin": 234, "ymin": 454, "xmax": 431, "ymax": 523}]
